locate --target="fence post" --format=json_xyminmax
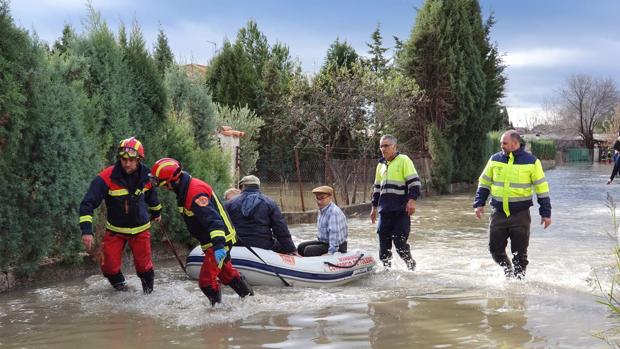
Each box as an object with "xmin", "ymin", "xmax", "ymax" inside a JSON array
[
  {"xmin": 294, "ymin": 147, "xmax": 305, "ymax": 212},
  {"xmin": 362, "ymin": 157, "xmax": 368, "ymax": 203},
  {"xmin": 324, "ymin": 145, "xmax": 338, "ymax": 206},
  {"xmin": 324, "ymin": 144, "xmax": 332, "ymax": 184},
  {"xmin": 234, "ymin": 145, "xmax": 241, "ymax": 187}
]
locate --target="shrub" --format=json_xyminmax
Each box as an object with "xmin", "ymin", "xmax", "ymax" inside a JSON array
[{"xmin": 529, "ymin": 139, "xmax": 556, "ymax": 160}]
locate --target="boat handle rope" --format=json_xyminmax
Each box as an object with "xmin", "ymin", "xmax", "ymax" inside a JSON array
[
  {"xmin": 323, "ymin": 253, "xmax": 365, "ymax": 269},
  {"xmin": 237, "ymin": 237, "xmax": 292, "ymax": 287}
]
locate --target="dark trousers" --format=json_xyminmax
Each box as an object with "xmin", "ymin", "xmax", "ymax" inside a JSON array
[
  {"xmin": 611, "ymin": 153, "xmax": 620, "ymax": 181},
  {"xmin": 489, "ymin": 208, "xmax": 531, "ymax": 278},
  {"xmin": 377, "ymin": 211, "xmax": 414, "ymax": 266},
  {"xmin": 297, "ymin": 240, "xmax": 347, "ymax": 257}
]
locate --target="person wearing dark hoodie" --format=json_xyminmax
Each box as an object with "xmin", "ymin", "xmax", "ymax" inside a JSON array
[{"xmin": 225, "ymin": 175, "xmax": 297, "ymax": 254}]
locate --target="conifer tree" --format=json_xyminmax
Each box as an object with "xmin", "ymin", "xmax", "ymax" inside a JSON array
[
  {"xmin": 367, "ymin": 24, "xmax": 389, "ymax": 73},
  {"xmin": 399, "ymin": 0, "xmax": 505, "ymax": 182},
  {"xmin": 52, "ymin": 24, "xmax": 76, "ymax": 55},
  {"xmin": 165, "ymin": 65, "xmax": 216, "ymax": 149},
  {"xmin": 124, "ymin": 19, "xmax": 167, "ymax": 157},
  {"xmin": 118, "ymin": 22, "xmax": 128, "ymax": 48},
  {"xmin": 0, "ymin": 0, "xmax": 32, "ymax": 270},
  {"xmin": 154, "ymin": 26, "xmax": 174, "ymax": 76},
  {"xmin": 322, "ymin": 38, "xmax": 359, "ymax": 73}
]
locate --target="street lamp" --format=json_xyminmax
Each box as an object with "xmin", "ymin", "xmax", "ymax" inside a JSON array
[{"xmin": 206, "ymin": 40, "xmax": 218, "ymax": 58}]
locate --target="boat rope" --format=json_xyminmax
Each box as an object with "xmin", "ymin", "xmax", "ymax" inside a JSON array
[
  {"xmin": 237, "ymin": 237, "xmax": 292, "ymax": 287},
  {"xmin": 323, "ymin": 254, "xmax": 365, "ymax": 269}
]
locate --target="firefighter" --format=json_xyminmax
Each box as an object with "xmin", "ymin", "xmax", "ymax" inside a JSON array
[
  {"xmin": 149, "ymin": 158, "xmax": 253, "ymax": 306},
  {"xmin": 79, "ymin": 137, "xmax": 162, "ymax": 293}
]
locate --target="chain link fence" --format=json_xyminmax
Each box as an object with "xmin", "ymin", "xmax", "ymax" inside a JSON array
[{"xmin": 254, "ymin": 147, "xmax": 431, "ymax": 212}]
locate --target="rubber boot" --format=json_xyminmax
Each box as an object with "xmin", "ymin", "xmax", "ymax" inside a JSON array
[
  {"xmin": 381, "ymin": 258, "xmax": 392, "ymax": 269},
  {"xmin": 137, "ymin": 269, "xmax": 154, "ymax": 294},
  {"xmin": 404, "ymin": 258, "xmax": 416, "ymax": 271},
  {"xmin": 380, "ymin": 249, "xmax": 392, "ymax": 269},
  {"xmin": 396, "ymin": 248, "xmax": 416, "ymax": 271},
  {"xmin": 106, "ymin": 271, "xmax": 129, "ymax": 291},
  {"xmin": 513, "ymin": 264, "xmax": 526, "ymax": 280},
  {"xmin": 201, "ymin": 286, "xmax": 222, "ymax": 307},
  {"xmin": 500, "ymin": 261, "xmax": 514, "ymax": 279},
  {"xmin": 228, "ymin": 275, "xmax": 254, "ymax": 297}
]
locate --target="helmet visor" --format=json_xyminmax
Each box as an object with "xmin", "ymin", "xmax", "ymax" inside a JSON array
[
  {"xmin": 119, "ymin": 147, "xmax": 139, "ymax": 159},
  {"xmin": 148, "ymin": 173, "xmax": 167, "ymax": 187}
]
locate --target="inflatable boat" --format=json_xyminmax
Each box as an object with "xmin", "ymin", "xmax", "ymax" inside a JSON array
[{"xmin": 185, "ymin": 245, "xmax": 377, "ymax": 287}]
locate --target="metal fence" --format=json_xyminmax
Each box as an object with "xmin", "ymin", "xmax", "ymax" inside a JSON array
[{"xmin": 255, "ymin": 147, "xmax": 431, "ymax": 212}]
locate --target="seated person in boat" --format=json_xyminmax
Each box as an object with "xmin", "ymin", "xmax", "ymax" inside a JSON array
[
  {"xmin": 297, "ymin": 186, "xmax": 348, "ymax": 257},
  {"xmin": 223, "ymin": 187, "xmax": 241, "ymax": 201},
  {"xmin": 225, "ymin": 175, "xmax": 297, "ymax": 254}
]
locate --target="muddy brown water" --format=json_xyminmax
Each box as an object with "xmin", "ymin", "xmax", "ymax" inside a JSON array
[{"xmin": 1, "ymin": 163, "xmax": 620, "ymax": 348}]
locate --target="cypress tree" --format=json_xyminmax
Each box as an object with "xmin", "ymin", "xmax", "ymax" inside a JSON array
[
  {"xmin": 367, "ymin": 24, "xmax": 389, "ymax": 73},
  {"xmin": 124, "ymin": 19, "xmax": 167, "ymax": 158},
  {"xmin": 165, "ymin": 65, "xmax": 216, "ymax": 149},
  {"xmin": 322, "ymin": 38, "xmax": 360, "ymax": 73},
  {"xmin": 0, "ymin": 0, "xmax": 32, "ymax": 270},
  {"xmin": 400, "ymin": 0, "xmax": 504, "ymax": 182},
  {"xmin": 153, "ymin": 26, "xmax": 174, "ymax": 76},
  {"xmin": 206, "ymin": 40, "xmax": 260, "ymax": 109},
  {"xmin": 75, "ymin": 4, "xmax": 132, "ymax": 161}
]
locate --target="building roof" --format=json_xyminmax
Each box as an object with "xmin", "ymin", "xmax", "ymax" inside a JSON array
[{"xmin": 181, "ymin": 64, "xmax": 207, "ymax": 81}]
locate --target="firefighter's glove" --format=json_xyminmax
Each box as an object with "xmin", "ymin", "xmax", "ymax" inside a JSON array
[{"xmin": 214, "ymin": 248, "xmax": 227, "ymax": 268}]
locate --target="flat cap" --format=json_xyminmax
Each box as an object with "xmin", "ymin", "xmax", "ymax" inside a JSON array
[
  {"xmin": 239, "ymin": 175, "xmax": 260, "ymax": 186},
  {"xmin": 312, "ymin": 185, "xmax": 333, "ymax": 196}
]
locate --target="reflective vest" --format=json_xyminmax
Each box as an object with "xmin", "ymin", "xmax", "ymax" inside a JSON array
[
  {"xmin": 371, "ymin": 153, "xmax": 421, "ymax": 213},
  {"xmin": 79, "ymin": 163, "xmax": 161, "ymax": 235},
  {"xmin": 474, "ymin": 147, "xmax": 551, "ymax": 217},
  {"xmin": 177, "ymin": 174, "xmax": 237, "ymax": 251}
]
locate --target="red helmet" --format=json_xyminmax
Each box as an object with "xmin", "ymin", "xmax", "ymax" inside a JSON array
[
  {"xmin": 150, "ymin": 158, "xmax": 182, "ymax": 187},
  {"xmin": 118, "ymin": 137, "xmax": 145, "ymax": 159}
]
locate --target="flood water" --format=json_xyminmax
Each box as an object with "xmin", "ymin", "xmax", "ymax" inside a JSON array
[{"xmin": 2, "ymin": 163, "xmax": 620, "ymax": 348}]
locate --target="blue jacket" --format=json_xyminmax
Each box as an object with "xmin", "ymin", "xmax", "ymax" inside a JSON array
[
  {"xmin": 225, "ymin": 187, "xmax": 295, "ymax": 253},
  {"xmin": 175, "ymin": 172, "xmax": 236, "ymax": 251},
  {"xmin": 79, "ymin": 161, "xmax": 161, "ymax": 235}
]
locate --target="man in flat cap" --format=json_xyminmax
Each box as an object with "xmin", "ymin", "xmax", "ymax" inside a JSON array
[
  {"xmin": 297, "ymin": 186, "xmax": 348, "ymax": 256},
  {"xmin": 225, "ymin": 175, "xmax": 296, "ymax": 254}
]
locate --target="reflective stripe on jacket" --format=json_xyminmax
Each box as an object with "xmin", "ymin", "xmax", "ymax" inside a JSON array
[
  {"xmin": 371, "ymin": 153, "xmax": 421, "ymax": 213},
  {"xmin": 473, "ymin": 146, "xmax": 551, "ymax": 217},
  {"xmin": 176, "ymin": 173, "xmax": 236, "ymax": 251},
  {"xmin": 78, "ymin": 162, "xmax": 161, "ymax": 235}
]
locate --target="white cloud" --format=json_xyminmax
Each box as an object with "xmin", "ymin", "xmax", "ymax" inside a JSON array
[
  {"xmin": 507, "ymin": 106, "xmax": 560, "ymax": 128},
  {"xmin": 161, "ymin": 20, "xmax": 227, "ymax": 66},
  {"xmin": 504, "ymin": 47, "xmax": 591, "ymax": 69},
  {"xmin": 10, "ymin": 0, "xmax": 127, "ymax": 14}
]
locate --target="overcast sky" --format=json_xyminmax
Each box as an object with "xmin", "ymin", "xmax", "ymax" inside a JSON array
[{"xmin": 8, "ymin": 0, "xmax": 620, "ymax": 126}]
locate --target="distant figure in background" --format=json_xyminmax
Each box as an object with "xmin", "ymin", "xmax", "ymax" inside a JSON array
[
  {"xmin": 223, "ymin": 187, "xmax": 241, "ymax": 201},
  {"xmin": 225, "ymin": 175, "xmax": 297, "ymax": 254},
  {"xmin": 297, "ymin": 186, "xmax": 348, "ymax": 257},
  {"xmin": 608, "ymin": 132, "xmax": 620, "ymax": 184}
]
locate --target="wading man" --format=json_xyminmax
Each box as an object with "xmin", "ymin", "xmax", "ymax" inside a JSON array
[
  {"xmin": 473, "ymin": 130, "xmax": 551, "ymax": 279},
  {"xmin": 150, "ymin": 158, "xmax": 253, "ymax": 306},
  {"xmin": 79, "ymin": 137, "xmax": 161, "ymax": 293},
  {"xmin": 370, "ymin": 135, "xmax": 421, "ymax": 271}
]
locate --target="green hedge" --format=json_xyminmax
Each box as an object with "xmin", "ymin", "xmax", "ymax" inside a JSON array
[
  {"xmin": 529, "ymin": 139, "xmax": 556, "ymax": 160},
  {"xmin": 483, "ymin": 131, "xmax": 502, "ymax": 160}
]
